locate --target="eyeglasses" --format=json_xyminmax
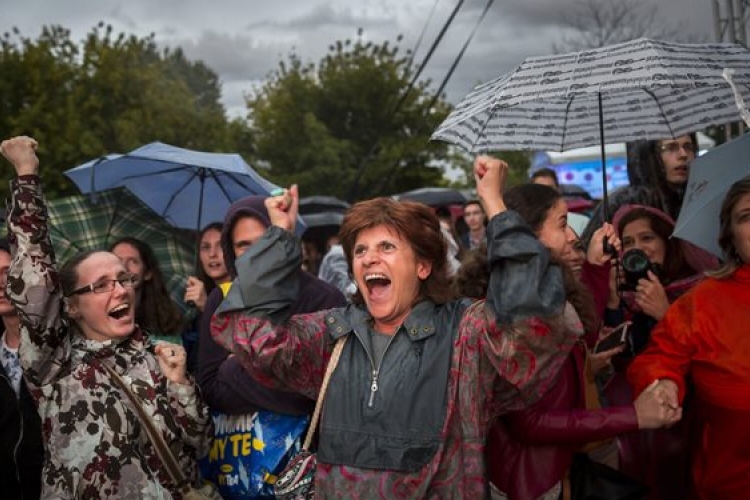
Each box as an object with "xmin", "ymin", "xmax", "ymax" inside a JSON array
[
  {"xmin": 67, "ymin": 274, "xmax": 140, "ymax": 296},
  {"xmin": 658, "ymin": 142, "xmax": 696, "ymax": 155}
]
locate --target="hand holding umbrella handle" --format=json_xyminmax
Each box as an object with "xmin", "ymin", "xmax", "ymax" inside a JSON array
[{"xmin": 0, "ymin": 136, "xmax": 39, "ymax": 176}]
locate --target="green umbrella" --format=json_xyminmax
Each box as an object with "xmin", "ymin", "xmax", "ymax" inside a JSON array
[{"xmin": 46, "ymin": 187, "xmax": 195, "ymax": 313}]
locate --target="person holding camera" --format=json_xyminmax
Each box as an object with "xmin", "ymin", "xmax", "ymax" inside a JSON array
[{"xmin": 600, "ymin": 204, "xmax": 718, "ymax": 499}]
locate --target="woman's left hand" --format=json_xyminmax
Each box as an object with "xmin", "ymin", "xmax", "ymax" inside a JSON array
[
  {"xmin": 634, "ymin": 271, "xmax": 669, "ymax": 320},
  {"xmin": 154, "ymin": 343, "xmax": 189, "ymax": 385}
]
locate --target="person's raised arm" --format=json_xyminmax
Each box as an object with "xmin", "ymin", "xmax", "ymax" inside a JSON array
[
  {"xmin": 1, "ymin": 136, "xmax": 69, "ymax": 386},
  {"xmin": 211, "ymin": 185, "xmax": 335, "ymax": 400}
]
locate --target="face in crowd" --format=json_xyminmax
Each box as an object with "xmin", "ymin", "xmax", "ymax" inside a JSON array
[
  {"xmin": 351, "ymin": 224, "xmax": 432, "ymax": 332},
  {"xmin": 65, "ymin": 252, "xmax": 137, "ymax": 342},
  {"xmin": 621, "ymin": 217, "xmax": 667, "ymax": 267},
  {"xmin": 536, "ymin": 198, "xmax": 576, "ymax": 263},
  {"xmin": 463, "ymin": 202, "xmax": 486, "ymax": 233},
  {"xmin": 199, "ymin": 227, "xmax": 228, "ymax": 283},
  {"xmin": 232, "ymin": 216, "xmax": 267, "ymax": 259},
  {"xmin": 111, "ymin": 242, "xmax": 151, "ymax": 287},
  {"xmin": 658, "ymin": 134, "xmax": 696, "ymax": 187}
]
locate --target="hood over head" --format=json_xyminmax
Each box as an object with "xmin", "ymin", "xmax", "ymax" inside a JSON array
[{"xmin": 221, "ymin": 196, "xmax": 271, "ymax": 277}]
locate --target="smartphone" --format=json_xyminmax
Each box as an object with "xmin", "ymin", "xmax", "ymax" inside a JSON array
[{"xmin": 594, "ymin": 322, "xmax": 631, "ymax": 353}]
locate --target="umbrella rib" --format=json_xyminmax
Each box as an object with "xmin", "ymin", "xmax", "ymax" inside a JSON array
[
  {"xmin": 117, "ymin": 164, "xmax": 197, "ymax": 183},
  {"xmin": 471, "ymin": 104, "xmax": 497, "ymax": 153},
  {"xmin": 161, "ymin": 172, "xmax": 199, "ymax": 218},
  {"xmin": 207, "ymin": 170, "xmax": 237, "ymax": 203},
  {"xmin": 642, "ymin": 88, "xmax": 676, "ymax": 139},
  {"xmin": 559, "ymin": 95, "xmax": 575, "ymax": 150}
]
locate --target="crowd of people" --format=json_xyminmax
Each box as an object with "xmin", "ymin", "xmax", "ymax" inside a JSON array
[{"xmin": 0, "ymin": 131, "xmax": 748, "ymax": 499}]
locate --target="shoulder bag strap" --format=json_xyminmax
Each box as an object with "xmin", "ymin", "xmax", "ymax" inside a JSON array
[
  {"xmin": 302, "ymin": 335, "xmax": 347, "ymax": 451},
  {"xmin": 101, "ymin": 362, "xmax": 189, "ymax": 489}
]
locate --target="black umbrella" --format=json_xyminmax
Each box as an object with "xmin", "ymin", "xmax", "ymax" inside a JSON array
[
  {"xmin": 394, "ymin": 187, "xmax": 467, "ymax": 207},
  {"xmin": 299, "ymin": 196, "xmax": 350, "ymax": 215}
]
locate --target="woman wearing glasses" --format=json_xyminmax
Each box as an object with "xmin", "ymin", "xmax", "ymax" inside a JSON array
[
  {"xmin": 580, "ymin": 134, "xmax": 698, "ymax": 246},
  {"xmin": 0, "ymin": 136, "xmax": 209, "ymax": 498}
]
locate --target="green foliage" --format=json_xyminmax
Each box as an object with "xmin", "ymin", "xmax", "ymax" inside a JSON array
[
  {"xmin": 446, "ymin": 149, "xmax": 531, "ymax": 189},
  {"xmin": 248, "ymin": 31, "xmax": 453, "ymax": 202},
  {"xmin": 0, "ymin": 23, "xmax": 251, "ymax": 200}
]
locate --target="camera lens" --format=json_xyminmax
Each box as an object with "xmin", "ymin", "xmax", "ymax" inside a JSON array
[{"xmin": 622, "ymin": 249, "xmax": 650, "ymax": 273}]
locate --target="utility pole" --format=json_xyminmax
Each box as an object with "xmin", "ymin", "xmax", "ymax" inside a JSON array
[{"xmin": 711, "ymin": 0, "xmax": 748, "ymax": 137}]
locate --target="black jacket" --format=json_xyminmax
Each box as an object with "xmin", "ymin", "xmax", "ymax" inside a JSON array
[{"xmin": 0, "ymin": 364, "xmax": 43, "ymax": 499}]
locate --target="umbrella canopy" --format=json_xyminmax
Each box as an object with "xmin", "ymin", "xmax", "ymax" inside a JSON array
[
  {"xmin": 298, "ymin": 196, "xmax": 350, "ymax": 215},
  {"xmin": 65, "ymin": 142, "xmax": 283, "ymax": 231},
  {"xmin": 673, "ymin": 133, "xmax": 750, "ymax": 258},
  {"xmin": 46, "ymin": 187, "xmax": 194, "ymax": 312},
  {"xmin": 301, "ymin": 212, "xmax": 345, "ymax": 228},
  {"xmin": 393, "ymin": 187, "xmax": 467, "ymax": 207},
  {"xmin": 432, "ymin": 38, "xmax": 750, "ymax": 153}
]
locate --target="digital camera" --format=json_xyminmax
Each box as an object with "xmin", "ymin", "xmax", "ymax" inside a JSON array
[{"xmin": 620, "ymin": 249, "xmax": 660, "ymax": 291}]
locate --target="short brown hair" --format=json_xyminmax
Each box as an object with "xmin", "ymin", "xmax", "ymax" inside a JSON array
[{"xmin": 339, "ymin": 198, "xmax": 454, "ymax": 305}]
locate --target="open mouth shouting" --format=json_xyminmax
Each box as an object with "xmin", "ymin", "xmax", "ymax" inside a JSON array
[
  {"xmin": 108, "ymin": 302, "xmax": 133, "ymax": 322},
  {"xmin": 364, "ymin": 272, "xmax": 392, "ymax": 301}
]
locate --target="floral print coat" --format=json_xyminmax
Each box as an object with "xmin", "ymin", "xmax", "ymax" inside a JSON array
[{"xmin": 7, "ymin": 176, "xmax": 210, "ymax": 499}]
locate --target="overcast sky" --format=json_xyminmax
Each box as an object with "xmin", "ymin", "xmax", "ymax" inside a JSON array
[{"xmin": 1, "ymin": 0, "xmax": 714, "ymax": 118}]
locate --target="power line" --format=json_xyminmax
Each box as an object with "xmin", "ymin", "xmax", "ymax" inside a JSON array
[
  {"xmin": 378, "ymin": 0, "xmax": 495, "ymax": 194},
  {"xmin": 346, "ymin": 0, "xmax": 467, "ymax": 201},
  {"xmin": 408, "ymin": 0, "xmax": 443, "ymax": 69}
]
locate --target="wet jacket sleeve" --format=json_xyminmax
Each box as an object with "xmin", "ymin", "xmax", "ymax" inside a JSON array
[
  {"xmin": 505, "ymin": 405, "xmax": 638, "ymax": 445},
  {"xmin": 6, "ymin": 176, "xmax": 70, "ymax": 387},
  {"xmin": 166, "ymin": 380, "xmax": 211, "ymax": 452},
  {"xmin": 485, "ymin": 209, "xmax": 565, "ymax": 324},
  {"xmin": 580, "ymin": 260, "xmax": 611, "ymax": 346},
  {"xmin": 211, "ymin": 226, "xmax": 335, "ymax": 401},
  {"xmin": 197, "ymin": 288, "xmax": 315, "ymax": 415},
  {"xmin": 479, "ymin": 210, "xmax": 576, "ymax": 412}
]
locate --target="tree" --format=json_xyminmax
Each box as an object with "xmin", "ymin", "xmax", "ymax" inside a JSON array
[
  {"xmin": 247, "ymin": 32, "xmax": 453, "ymax": 202},
  {"xmin": 446, "ymin": 150, "xmax": 531, "ymax": 190},
  {"xmin": 0, "ymin": 23, "xmax": 250, "ymax": 200},
  {"xmin": 552, "ymin": 0, "xmax": 693, "ymax": 53}
]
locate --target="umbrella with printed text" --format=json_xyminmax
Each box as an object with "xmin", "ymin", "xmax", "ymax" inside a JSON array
[{"xmin": 432, "ymin": 38, "xmax": 750, "ymax": 220}]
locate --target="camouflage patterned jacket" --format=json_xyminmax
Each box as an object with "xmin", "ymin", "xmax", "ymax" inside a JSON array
[
  {"xmin": 212, "ymin": 211, "xmax": 580, "ymax": 499},
  {"xmin": 7, "ymin": 176, "xmax": 210, "ymax": 499}
]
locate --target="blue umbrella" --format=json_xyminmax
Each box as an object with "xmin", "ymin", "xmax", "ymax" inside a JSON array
[
  {"xmin": 673, "ymin": 133, "xmax": 750, "ymax": 258},
  {"xmin": 65, "ymin": 142, "xmax": 303, "ymax": 233}
]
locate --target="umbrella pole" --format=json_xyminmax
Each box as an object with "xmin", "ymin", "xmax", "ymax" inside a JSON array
[
  {"xmin": 194, "ymin": 169, "xmax": 207, "ymax": 273},
  {"xmin": 598, "ymin": 92, "xmax": 616, "ymax": 256},
  {"xmin": 598, "ymin": 92, "xmax": 610, "ymax": 222}
]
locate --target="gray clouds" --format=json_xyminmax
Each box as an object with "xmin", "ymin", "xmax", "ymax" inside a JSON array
[{"xmin": 0, "ymin": 0, "xmax": 713, "ymax": 116}]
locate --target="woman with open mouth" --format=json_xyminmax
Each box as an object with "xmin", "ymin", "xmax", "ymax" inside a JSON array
[
  {"xmin": 211, "ymin": 156, "xmax": 580, "ymax": 498},
  {"xmin": 1, "ymin": 136, "xmax": 210, "ymax": 499}
]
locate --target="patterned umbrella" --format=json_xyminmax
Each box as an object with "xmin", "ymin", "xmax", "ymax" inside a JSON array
[
  {"xmin": 46, "ymin": 187, "xmax": 194, "ymax": 312},
  {"xmin": 432, "ymin": 38, "xmax": 750, "ymax": 220},
  {"xmin": 432, "ymin": 38, "xmax": 750, "ymax": 152}
]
